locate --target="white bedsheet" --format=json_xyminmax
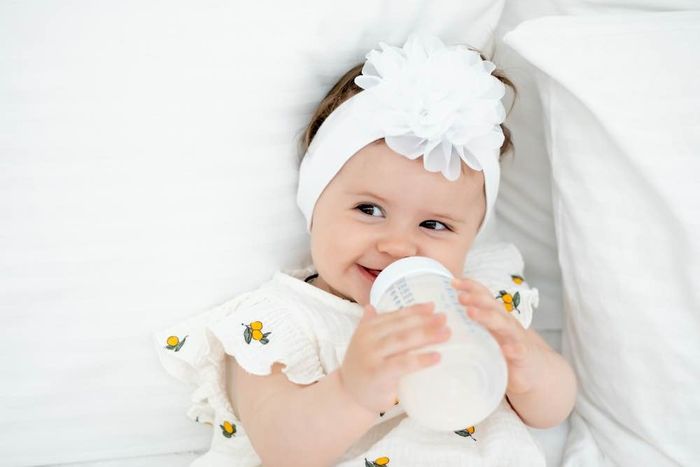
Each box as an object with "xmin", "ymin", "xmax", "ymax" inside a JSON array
[{"xmin": 1, "ymin": 0, "xmax": 578, "ymax": 465}]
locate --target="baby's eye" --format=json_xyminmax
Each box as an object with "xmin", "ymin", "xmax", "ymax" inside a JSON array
[
  {"xmin": 421, "ymin": 220, "xmax": 450, "ymax": 231},
  {"xmin": 356, "ymin": 203, "xmax": 384, "ymax": 217}
]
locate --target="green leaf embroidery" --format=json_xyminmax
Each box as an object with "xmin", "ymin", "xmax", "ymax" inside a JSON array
[
  {"xmin": 164, "ymin": 335, "xmax": 188, "ymax": 352},
  {"xmin": 174, "ymin": 335, "xmax": 187, "ymax": 351}
]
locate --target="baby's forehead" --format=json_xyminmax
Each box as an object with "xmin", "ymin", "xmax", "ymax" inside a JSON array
[
  {"xmin": 343, "ymin": 151, "xmax": 484, "ymax": 213},
  {"xmin": 348, "ymin": 143, "xmax": 484, "ymax": 189}
]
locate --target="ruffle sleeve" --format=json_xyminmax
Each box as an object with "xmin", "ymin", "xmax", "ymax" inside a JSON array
[
  {"xmin": 154, "ymin": 285, "xmax": 325, "ymax": 420},
  {"xmin": 153, "ymin": 294, "xmax": 250, "ymax": 426},
  {"xmin": 208, "ymin": 292, "xmax": 325, "ymax": 385},
  {"xmin": 464, "ymin": 242, "xmax": 539, "ymax": 329},
  {"xmin": 153, "ymin": 285, "xmax": 326, "ymax": 467}
]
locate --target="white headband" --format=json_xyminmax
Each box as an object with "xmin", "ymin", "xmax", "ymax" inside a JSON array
[{"xmin": 297, "ymin": 35, "xmax": 506, "ymax": 233}]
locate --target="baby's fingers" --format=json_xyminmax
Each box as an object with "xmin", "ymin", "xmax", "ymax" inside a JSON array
[
  {"xmin": 370, "ymin": 302, "xmax": 437, "ymax": 338},
  {"xmin": 378, "ymin": 302, "xmax": 436, "ymax": 324},
  {"xmin": 452, "ymin": 278, "xmax": 491, "ymax": 296},
  {"xmin": 467, "ymin": 305, "xmax": 524, "ymax": 346},
  {"xmin": 383, "ymin": 350, "xmax": 442, "ymax": 380},
  {"xmin": 376, "ymin": 315, "xmax": 451, "ymax": 358},
  {"xmin": 457, "ymin": 290, "xmax": 499, "ymax": 313}
]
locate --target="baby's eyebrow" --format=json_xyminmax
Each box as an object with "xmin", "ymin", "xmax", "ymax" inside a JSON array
[
  {"xmin": 428, "ymin": 211, "xmax": 465, "ymax": 224},
  {"xmin": 350, "ymin": 190, "xmax": 389, "ymax": 204}
]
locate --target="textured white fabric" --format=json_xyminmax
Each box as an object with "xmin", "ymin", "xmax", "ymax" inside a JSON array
[
  {"xmin": 491, "ymin": 0, "xmax": 700, "ymax": 336},
  {"xmin": 154, "ymin": 242, "xmax": 542, "ymax": 466},
  {"xmin": 490, "ymin": 0, "xmax": 567, "ymax": 332},
  {"xmin": 557, "ymin": 0, "xmax": 700, "ymax": 13},
  {"xmin": 504, "ymin": 12, "xmax": 700, "ymax": 467},
  {"xmin": 0, "ymin": 1, "xmax": 507, "ymax": 464}
]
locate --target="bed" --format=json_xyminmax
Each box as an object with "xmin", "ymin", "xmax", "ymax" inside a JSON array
[{"xmin": 2, "ymin": 1, "xmax": 698, "ymax": 465}]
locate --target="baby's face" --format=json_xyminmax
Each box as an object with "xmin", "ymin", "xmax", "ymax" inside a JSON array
[{"xmin": 309, "ymin": 140, "xmax": 485, "ymax": 305}]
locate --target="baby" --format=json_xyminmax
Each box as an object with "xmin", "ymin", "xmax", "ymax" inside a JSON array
[{"xmin": 156, "ymin": 35, "xmax": 576, "ymax": 466}]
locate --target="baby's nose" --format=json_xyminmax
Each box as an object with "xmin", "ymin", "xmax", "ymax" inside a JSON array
[{"xmin": 376, "ymin": 231, "xmax": 418, "ymax": 258}]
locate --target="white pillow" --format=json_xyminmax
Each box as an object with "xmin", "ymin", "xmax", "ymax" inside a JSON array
[
  {"xmin": 491, "ymin": 0, "xmax": 700, "ymax": 336},
  {"xmin": 491, "ymin": 0, "xmax": 568, "ymax": 333},
  {"xmin": 558, "ymin": 0, "xmax": 700, "ymax": 13},
  {"xmin": 0, "ymin": 1, "xmax": 505, "ymax": 464},
  {"xmin": 504, "ymin": 12, "xmax": 700, "ymax": 466}
]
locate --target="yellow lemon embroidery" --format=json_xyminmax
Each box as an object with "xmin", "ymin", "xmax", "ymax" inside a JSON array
[
  {"xmin": 497, "ymin": 290, "xmax": 521, "ymax": 314},
  {"xmin": 365, "ymin": 457, "xmax": 390, "ymax": 467},
  {"xmin": 511, "ymin": 274, "xmax": 524, "ymax": 285},
  {"xmin": 220, "ymin": 420, "xmax": 237, "ymax": 438},
  {"xmin": 164, "ymin": 335, "xmax": 188, "ymax": 352},
  {"xmin": 242, "ymin": 321, "xmax": 271, "ymax": 345},
  {"xmin": 455, "ymin": 425, "xmax": 477, "ymax": 441}
]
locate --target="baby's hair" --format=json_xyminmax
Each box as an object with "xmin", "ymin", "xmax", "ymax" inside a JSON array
[{"xmin": 301, "ymin": 48, "xmax": 516, "ymax": 160}]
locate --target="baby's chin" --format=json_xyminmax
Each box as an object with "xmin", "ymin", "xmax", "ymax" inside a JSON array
[
  {"xmin": 342, "ymin": 288, "xmax": 367, "ymax": 306},
  {"xmin": 339, "ymin": 285, "xmax": 369, "ymax": 307},
  {"xmin": 324, "ymin": 279, "xmax": 366, "ymax": 306},
  {"xmin": 354, "ymin": 286, "xmax": 374, "ymax": 308}
]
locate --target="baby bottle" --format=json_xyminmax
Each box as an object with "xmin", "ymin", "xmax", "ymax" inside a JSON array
[{"xmin": 369, "ymin": 256, "xmax": 507, "ymax": 431}]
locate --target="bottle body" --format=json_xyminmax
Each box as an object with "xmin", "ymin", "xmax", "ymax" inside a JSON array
[{"xmin": 370, "ymin": 257, "xmax": 507, "ymax": 431}]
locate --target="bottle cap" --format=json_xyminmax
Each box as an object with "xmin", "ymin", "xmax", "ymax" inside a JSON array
[{"xmin": 369, "ymin": 256, "xmax": 454, "ymax": 307}]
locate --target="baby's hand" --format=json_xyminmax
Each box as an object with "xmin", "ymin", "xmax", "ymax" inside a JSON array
[
  {"xmin": 452, "ymin": 278, "xmax": 540, "ymax": 396},
  {"xmin": 339, "ymin": 302, "xmax": 451, "ymax": 413}
]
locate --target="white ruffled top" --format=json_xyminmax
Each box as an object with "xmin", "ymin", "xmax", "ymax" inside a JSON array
[{"xmin": 154, "ymin": 242, "xmax": 544, "ymax": 467}]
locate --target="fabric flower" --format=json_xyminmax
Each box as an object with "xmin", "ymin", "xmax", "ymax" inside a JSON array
[{"xmin": 354, "ymin": 34, "xmax": 506, "ymax": 181}]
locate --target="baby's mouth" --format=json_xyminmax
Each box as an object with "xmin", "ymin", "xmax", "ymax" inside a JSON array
[{"xmin": 360, "ymin": 265, "xmax": 382, "ymax": 278}]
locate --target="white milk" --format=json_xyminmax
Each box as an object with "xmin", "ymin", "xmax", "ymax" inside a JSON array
[{"xmin": 369, "ymin": 256, "xmax": 507, "ymax": 431}]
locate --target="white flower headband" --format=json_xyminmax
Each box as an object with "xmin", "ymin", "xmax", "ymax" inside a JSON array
[{"xmin": 297, "ymin": 34, "xmax": 506, "ymax": 233}]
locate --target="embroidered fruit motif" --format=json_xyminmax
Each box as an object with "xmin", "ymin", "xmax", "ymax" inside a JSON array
[
  {"xmin": 365, "ymin": 457, "xmax": 390, "ymax": 467},
  {"xmin": 220, "ymin": 420, "xmax": 236, "ymax": 438},
  {"xmin": 164, "ymin": 335, "xmax": 187, "ymax": 352},
  {"xmin": 242, "ymin": 321, "xmax": 271, "ymax": 345},
  {"xmin": 511, "ymin": 274, "xmax": 524, "ymax": 285},
  {"xmin": 497, "ymin": 290, "xmax": 520, "ymax": 314},
  {"xmin": 455, "ymin": 425, "xmax": 476, "ymax": 441}
]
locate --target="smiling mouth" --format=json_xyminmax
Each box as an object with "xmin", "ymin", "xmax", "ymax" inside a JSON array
[{"xmin": 360, "ymin": 265, "xmax": 382, "ymax": 278}]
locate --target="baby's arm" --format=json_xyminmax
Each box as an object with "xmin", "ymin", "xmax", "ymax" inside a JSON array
[
  {"xmin": 452, "ymin": 278, "xmax": 577, "ymax": 428},
  {"xmin": 498, "ymin": 328, "xmax": 576, "ymax": 428},
  {"xmin": 228, "ymin": 359, "xmax": 375, "ymax": 467},
  {"xmin": 228, "ymin": 302, "xmax": 450, "ymax": 467}
]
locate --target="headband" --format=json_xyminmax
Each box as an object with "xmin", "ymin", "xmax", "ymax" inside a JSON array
[{"xmin": 297, "ymin": 34, "xmax": 506, "ymax": 233}]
